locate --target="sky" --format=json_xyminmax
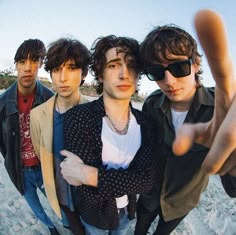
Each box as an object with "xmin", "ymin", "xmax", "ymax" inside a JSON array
[{"xmin": 1, "ymin": 0, "xmax": 236, "ymax": 94}]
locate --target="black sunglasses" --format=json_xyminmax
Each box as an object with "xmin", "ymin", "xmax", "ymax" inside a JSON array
[{"xmin": 144, "ymin": 59, "xmax": 192, "ymax": 81}]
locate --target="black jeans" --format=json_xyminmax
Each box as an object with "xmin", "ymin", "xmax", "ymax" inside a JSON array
[
  {"xmin": 134, "ymin": 201, "xmax": 186, "ymax": 235},
  {"xmin": 60, "ymin": 204, "xmax": 85, "ymax": 235}
]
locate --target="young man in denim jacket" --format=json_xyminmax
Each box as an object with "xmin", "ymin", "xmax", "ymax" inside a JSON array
[{"xmin": 0, "ymin": 39, "xmax": 59, "ymax": 234}]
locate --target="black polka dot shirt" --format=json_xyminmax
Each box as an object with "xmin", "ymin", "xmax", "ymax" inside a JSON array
[{"xmin": 64, "ymin": 96, "xmax": 156, "ymax": 230}]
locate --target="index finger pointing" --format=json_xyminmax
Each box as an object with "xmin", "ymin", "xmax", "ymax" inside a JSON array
[
  {"xmin": 194, "ymin": 10, "xmax": 230, "ymax": 80},
  {"xmin": 194, "ymin": 9, "xmax": 235, "ymax": 97}
]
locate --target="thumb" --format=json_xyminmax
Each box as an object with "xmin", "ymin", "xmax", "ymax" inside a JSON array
[
  {"xmin": 173, "ymin": 122, "xmax": 208, "ymax": 156},
  {"xmin": 60, "ymin": 149, "xmax": 77, "ymax": 159},
  {"xmin": 60, "ymin": 149, "xmax": 84, "ymax": 163}
]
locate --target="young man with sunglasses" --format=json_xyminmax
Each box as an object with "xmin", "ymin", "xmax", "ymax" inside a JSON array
[
  {"xmin": 173, "ymin": 11, "xmax": 236, "ymax": 178},
  {"xmin": 134, "ymin": 24, "xmax": 236, "ymax": 235}
]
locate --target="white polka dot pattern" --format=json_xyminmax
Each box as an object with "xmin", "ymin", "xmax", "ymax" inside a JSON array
[{"xmin": 64, "ymin": 97, "xmax": 156, "ymax": 230}]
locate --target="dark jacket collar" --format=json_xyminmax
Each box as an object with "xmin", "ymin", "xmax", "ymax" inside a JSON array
[
  {"xmin": 5, "ymin": 80, "xmax": 47, "ymax": 115},
  {"xmin": 147, "ymin": 86, "xmax": 214, "ymax": 124},
  {"xmin": 5, "ymin": 81, "xmax": 18, "ymax": 115},
  {"xmin": 188, "ymin": 86, "xmax": 214, "ymax": 121},
  {"xmin": 150, "ymin": 86, "xmax": 214, "ymax": 111}
]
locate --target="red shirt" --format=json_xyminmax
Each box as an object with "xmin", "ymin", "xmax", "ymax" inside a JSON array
[{"xmin": 18, "ymin": 92, "xmax": 39, "ymax": 167}]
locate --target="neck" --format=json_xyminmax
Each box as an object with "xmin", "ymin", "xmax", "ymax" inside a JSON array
[
  {"xmin": 56, "ymin": 93, "xmax": 81, "ymax": 113},
  {"xmin": 18, "ymin": 84, "xmax": 36, "ymax": 96},
  {"xmin": 104, "ymin": 96, "xmax": 131, "ymax": 135},
  {"xmin": 104, "ymin": 96, "xmax": 130, "ymax": 121},
  {"xmin": 171, "ymin": 102, "xmax": 189, "ymax": 112},
  {"xmin": 170, "ymin": 97, "xmax": 194, "ymax": 112}
]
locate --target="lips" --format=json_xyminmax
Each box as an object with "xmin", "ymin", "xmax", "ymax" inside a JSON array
[
  {"xmin": 117, "ymin": 84, "xmax": 132, "ymax": 90},
  {"xmin": 59, "ymin": 86, "xmax": 69, "ymax": 90},
  {"xmin": 22, "ymin": 75, "xmax": 33, "ymax": 79},
  {"xmin": 166, "ymin": 88, "xmax": 181, "ymax": 94}
]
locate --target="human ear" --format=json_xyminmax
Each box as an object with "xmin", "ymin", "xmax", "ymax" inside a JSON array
[{"xmin": 98, "ymin": 76, "xmax": 103, "ymax": 83}]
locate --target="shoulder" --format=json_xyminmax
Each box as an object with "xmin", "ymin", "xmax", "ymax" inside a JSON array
[
  {"xmin": 203, "ymin": 86, "xmax": 215, "ymax": 100},
  {"xmin": 64, "ymin": 101, "xmax": 97, "ymax": 134},
  {"xmin": 0, "ymin": 90, "xmax": 7, "ymax": 102},
  {"xmin": 0, "ymin": 83, "xmax": 18, "ymax": 113},
  {"xmin": 0, "ymin": 82, "xmax": 16, "ymax": 99},
  {"xmin": 31, "ymin": 96, "xmax": 55, "ymax": 116},
  {"xmin": 36, "ymin": 81, "xmax": 54, "ymax": 97},
  {"xmin": 80, "ymin": 95, "xmax": 89, "ymax": 104},
  {"xmin": 0, "ymin": 89, "xmax": 9, "ymax": 111},
  {"xmin": 145, "ymin": 89, "xmax": 163, "ymax": 102},
  {"xmin": 143, "ymin": 89, "xmax": 164, "ymax": 109},
  {"xmin": 131, "ymin": 107, "xmax": 142, "ymax": 118},
  {"xmin": 69, "ymin": 100, "xmax": 93, "ymax": 113},
  {"xmin": 198, "ymin": 85, "xmax": 214, "ymax": 93},
  {"xmin": 196, "ymin": 86, "xmax": 215, "ymax": 105},
  {"xmin": 131, "ymin": 106, "xmax": 154, "ymax": 126},
  {"xmin": 65, "ymin": 100, "xmax": 96, "ymax": 122},
  {"xmin": 205, "ymin": 86, "xmax": 215, "ymax": 96}
]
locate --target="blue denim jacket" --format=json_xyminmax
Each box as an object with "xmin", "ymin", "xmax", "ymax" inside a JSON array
[{"xmin": 0, "ymin": 81, "xmax": 53, "ymax": 194}]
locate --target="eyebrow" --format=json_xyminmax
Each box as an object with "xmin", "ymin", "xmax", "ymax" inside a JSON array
[
  {"xmin": 62, "ymin": 62, "xmax": 76, "ymax": 67},
  {"xmin": 105, "ymin": 58, "xmax": 121, "ymax": 65}
]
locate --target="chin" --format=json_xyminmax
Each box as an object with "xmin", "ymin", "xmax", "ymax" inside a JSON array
[
  {"xmin": 23, "ymin": 83, "xmax": 34, "ymax": 88},
  {"xmin": 61, "ymin": 93, "xmax": 72, "ymax": 98},
  {"xmin": 168, "ymin": 96, "xmax": 183, "ymax": 102}
]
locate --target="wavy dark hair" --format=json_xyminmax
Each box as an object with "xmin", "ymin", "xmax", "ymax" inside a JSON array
[
  {"xmin": 90, "ymin": 35, "xmax": 142, "ymax": 94},
  {"xmin": 140, "ymin": 24, "xmax": 203, "ymax": 85},
  {"xmin": 14, "ymin": 39, "xmax": 46, "ymax": 63},
  {"xmin": 44, "ymin": 38, "xmax": 90, "ymax": 85}
]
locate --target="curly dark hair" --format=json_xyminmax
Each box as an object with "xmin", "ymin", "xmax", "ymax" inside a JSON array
[
  {"xmin": 140, "ymin": 24, "xmax": 203, "ymax": 85},
  {"xmin": 90, "ymin": 35, "xmax": 142, "ymax": 94},
  {"xmin": 14, "ymin": 39, "xmax": 46, "ymax": 63},
  {"xmin": 44, "ymin": 38, "xmax": 90, "ymax": 84}
]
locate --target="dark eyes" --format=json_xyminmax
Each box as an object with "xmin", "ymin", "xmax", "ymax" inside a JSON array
[{"xmin": 107, "ymin": 63, "xmax": 120, "ymax": 69}]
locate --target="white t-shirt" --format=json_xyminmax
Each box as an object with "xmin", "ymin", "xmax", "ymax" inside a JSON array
[
  {"xmin": 171, "ymin": 108, "xmax": 188, "ymax": 132},
  {"xmin": 101, "ymin": 113, "xmax": 141, "ymax": 208}
]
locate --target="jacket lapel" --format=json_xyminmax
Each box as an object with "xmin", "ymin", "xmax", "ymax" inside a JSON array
[{"xmin": 38, "ymin": 96, "xmax": 62, "ymax": 218}]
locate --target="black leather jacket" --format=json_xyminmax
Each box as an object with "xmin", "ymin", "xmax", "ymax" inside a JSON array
[{"xmin": 0, "ymin": 81, "xmax": 53, "ymax": 195}]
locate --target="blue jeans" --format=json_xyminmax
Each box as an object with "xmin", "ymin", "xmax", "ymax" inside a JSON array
[
  {"xmin": 61, "ymin": 208, "xmax": 70, "ymax": 227},
  {"xmin": 81, "ymin": 209, "xmax": 130, "ymax": 235},
  {"xmin": 22, "ymin": 165, "xmax": 55, "ymax": 228}
]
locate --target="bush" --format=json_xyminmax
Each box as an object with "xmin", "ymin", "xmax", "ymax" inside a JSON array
[
  {"xmin": 0, "ymin": 78, "xmax": 144, "ymax": 103},
  {"xmin": 80, "ymin": 83, "xmax": 144, "ymax": 102},
  {"xmin": 0, "ymin": 76, "xmax": 52, "ymax": 90},
  {"xmin": 0, "ymin": 75, "xmax": 17, "ymax": 89}
]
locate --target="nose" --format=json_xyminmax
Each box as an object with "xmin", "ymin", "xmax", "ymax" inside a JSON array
[
  {"xmin": 163, "ymin": 70, "xmax": 177, "ymax": 86},
  {"xmin": 24, "ymin": 60, "xmax": 32, "ymax": 72},
  {"xmin": 59, "ymin": 69, "xmax": 67, "ymax": 82},
  {"xmin": 119, "ymin": 64, "xmax": 130, "ymax": 79}
]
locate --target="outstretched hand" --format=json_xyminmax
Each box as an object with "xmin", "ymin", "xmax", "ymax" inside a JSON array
[{"xmin": 173, "ymin": 9, "xmax": 236, "ymax": 176}]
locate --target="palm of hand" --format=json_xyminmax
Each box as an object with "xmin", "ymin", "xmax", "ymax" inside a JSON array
[{"xmin": 173, "ymin": 9, "xmax": 236, "ymax": 176}]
